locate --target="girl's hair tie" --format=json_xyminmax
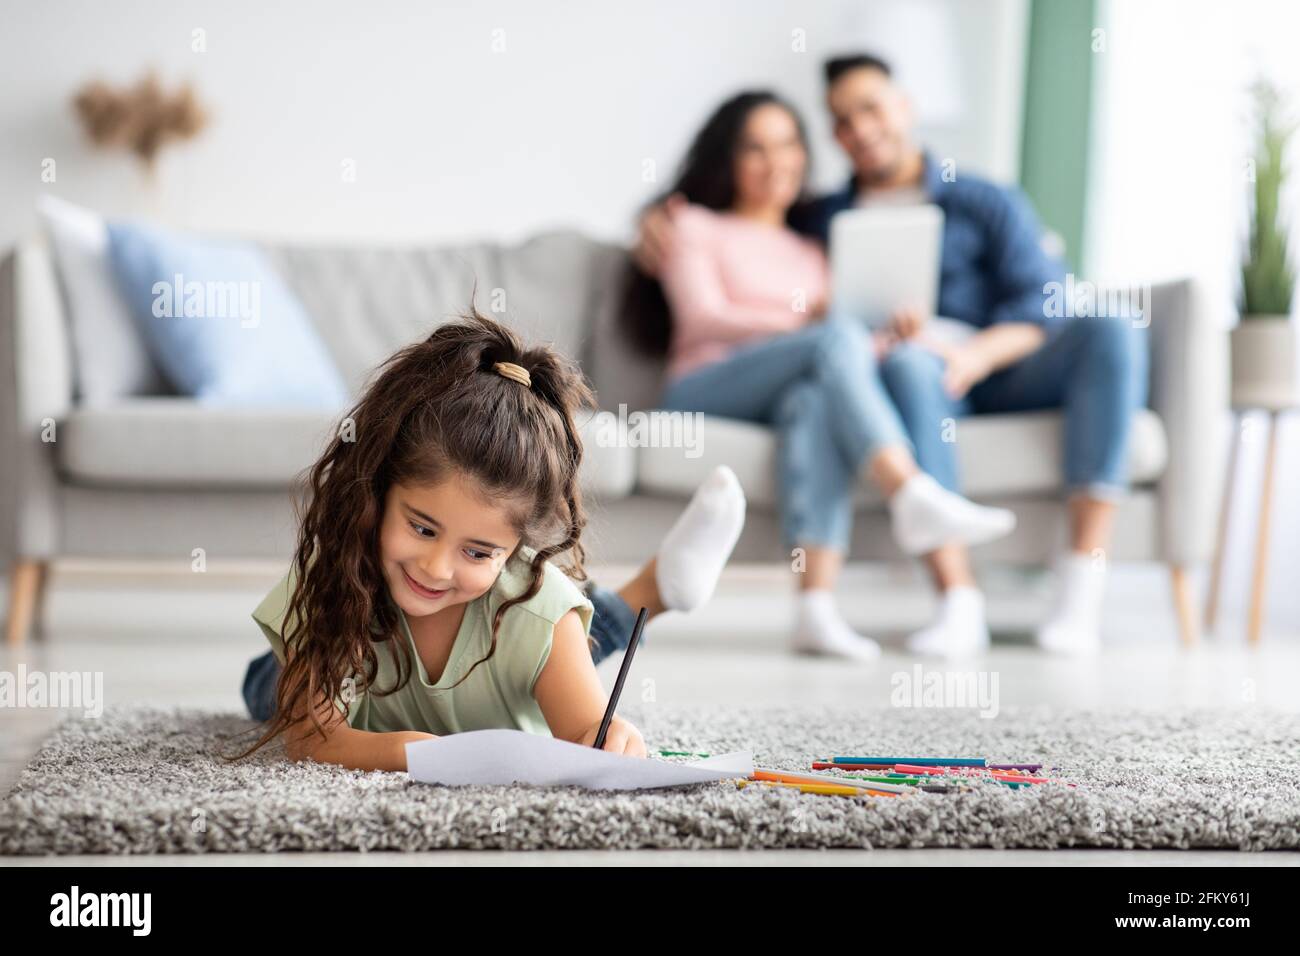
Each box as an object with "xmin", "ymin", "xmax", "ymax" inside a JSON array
[{"xmin": 493, "ymin": 361, "xmax": 531, "ymax": 388}]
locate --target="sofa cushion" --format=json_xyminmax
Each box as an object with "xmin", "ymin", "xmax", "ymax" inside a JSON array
[
  {"xmin": 636, "ymin": 407, "xmax": 1168, "ymax": 508},
  {"xmin": 106, "ymin": 222, "xmax": 350, "ymax": 409},
  {"xmin": 37, "ymin": 196, "xmax": 169, "ymax": 403},
  {"xmin": 259, "ymin": 231, "xmax": 609, "ymax": 398},
  {"xmin": 56, "ymin": 400, "xmax": 636, "ymax": 500}
]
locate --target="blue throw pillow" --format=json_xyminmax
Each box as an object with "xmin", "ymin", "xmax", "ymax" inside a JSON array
[{"xmin": 106, "ymin": 221, "xmax": 350, "ymax": 409}]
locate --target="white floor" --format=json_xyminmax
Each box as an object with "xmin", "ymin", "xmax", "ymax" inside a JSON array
[{"xmin": 3, "ymin": 560, "xmax": 1299, "ymax": 866}]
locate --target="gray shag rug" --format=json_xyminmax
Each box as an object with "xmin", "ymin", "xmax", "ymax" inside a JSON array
[{"xmin": 2, "ymin": 704, "xmax": 1299, "ymax": 854}]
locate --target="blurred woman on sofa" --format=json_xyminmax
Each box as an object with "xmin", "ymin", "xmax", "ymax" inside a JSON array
[{"xmin": 619, "ymin": 91, "xmax": 1015, "ymax": 661}]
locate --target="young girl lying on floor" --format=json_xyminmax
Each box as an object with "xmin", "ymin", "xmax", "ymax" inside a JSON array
[{"xmin": 229, "ymin": 309, "xmax": 746, "ymax": 772}]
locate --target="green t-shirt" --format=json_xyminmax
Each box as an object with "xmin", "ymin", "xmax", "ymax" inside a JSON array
[{"xmin": 250, "ymin": 547, "xmax": 595, "ymax": 737}]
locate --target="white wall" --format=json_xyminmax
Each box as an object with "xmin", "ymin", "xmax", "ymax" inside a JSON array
[
  {"xmin": 1086, "ymin": 0, "xmax": 1300, "ymax": 633},
  {"xmin": 1, "ymin": 0, "xmax": 1027, "ymax": 249}
]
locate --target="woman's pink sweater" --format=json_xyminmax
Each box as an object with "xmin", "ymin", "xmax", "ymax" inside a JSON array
[{"xmin": 660, "ymin": 203, "xmax": 829, "ymax": 381}]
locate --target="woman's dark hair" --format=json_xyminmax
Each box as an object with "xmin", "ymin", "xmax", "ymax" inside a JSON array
[
  {"xmin": 227, "ymin": 306, "xmax": 595, "ymax": 760},
  {"xmin": 619, "ymin": 90, "xmax": 812, "ymax": 357}
]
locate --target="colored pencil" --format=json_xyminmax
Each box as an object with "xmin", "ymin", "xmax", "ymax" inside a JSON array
[
  {"xmin": 763, "ymin": 768, "xmax": 958, "ymax": 794},
  {"xmin": 752, "ymin": 768, "xmax": 913, "ymax": 794},
  {"xmin": 828, "ymin": 756, "xmax": 987, "ymax": 767},
  {"xmin": 810, "ymin": 762, "xmax": 1067, "ymax": 789},
  {"xmin": 739, "ymin": 779, "xmax": 897, "ymax": 798}
]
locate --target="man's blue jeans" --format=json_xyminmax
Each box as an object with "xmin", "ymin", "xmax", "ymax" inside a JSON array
[
  {"xmin": 659, "ymin": 312, "xmax": 912, "ymax": 554},
  {"xmin": 241, "ymin": 582, "xmax": 640, "ymax": 722},
  {"xmin": 877, "ymin": 314, "xmax": 1149, "ymax": 501}
]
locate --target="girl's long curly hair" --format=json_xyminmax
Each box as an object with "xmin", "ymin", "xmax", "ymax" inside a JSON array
[{"xmin": 227, "ymin": 306, "xmax": 594, "ymax": 760}]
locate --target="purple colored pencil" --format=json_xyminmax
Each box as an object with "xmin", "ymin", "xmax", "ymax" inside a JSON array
[{"xmin": 988, "ymin": 763, "xmax": 1042, "ymax": 772}]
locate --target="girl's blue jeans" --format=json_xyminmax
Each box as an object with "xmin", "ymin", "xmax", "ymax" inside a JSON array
[
  {"xmin": 241, "ymin": 582, "xmax": 640, "ymax": 722},
  {"xmin": 658, "ymin": 311, "xmax": 1148, "ymax": 554}
]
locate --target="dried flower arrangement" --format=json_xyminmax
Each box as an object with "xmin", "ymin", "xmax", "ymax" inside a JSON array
[{"xmin": 72, "ymin": 71, "xmax": 209, "ymax": 171}]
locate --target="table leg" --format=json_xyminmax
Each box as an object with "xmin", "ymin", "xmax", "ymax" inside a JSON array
[
  {"xmin": 1205, "ymin": 413, "xmax": 1240, "ymax": 633},
  {"xmin": 1170, "ymin": 565, "xmax": 1200, "ymax": 647},
  {"xmin": 1247, "ymin": 411, "xmax": 1280, "ymax": 645}
]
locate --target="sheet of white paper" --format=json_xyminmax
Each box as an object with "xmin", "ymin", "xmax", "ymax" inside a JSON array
[{"xmin": 406, "ymin": 729, "xmax": 753, "ymax": 791}]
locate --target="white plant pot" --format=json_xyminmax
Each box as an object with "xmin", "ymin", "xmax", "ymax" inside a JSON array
[{"xmin": 1231, "ymin": 316, "xmax": 1297, "ymax": 410}]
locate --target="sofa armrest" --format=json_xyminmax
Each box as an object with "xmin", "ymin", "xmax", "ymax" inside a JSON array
[
  {"xmin": 0, "ymin": 236, "xmax": 73, "ymax": 574},
  {"xmin": 1145, "ymin": 277, "xmax": 1229, "ymax": 566}
]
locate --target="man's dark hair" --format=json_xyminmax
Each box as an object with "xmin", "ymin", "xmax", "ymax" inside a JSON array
[{"xmin": 823, "ymin": 53, "xmax": 892, "ymax": 87}]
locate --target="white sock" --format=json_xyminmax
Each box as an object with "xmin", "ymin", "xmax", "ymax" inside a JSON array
[
  {"xmin": 654, "ymin": 465, "xmax": 746, "ymax": 612},
  {"xmin": 905, "ymin": 586, "xmax": 990, "ymax": 659},
  {"xmin": 889, "ymin": 473, "xmax": 1016, "ymax": 556},
  {"xmin": 1035, "ymin": 552, "xmax": 1106, "ymax": 655},
  {"xmin": 793, "ymin": 590, "xmax": 882, "ymax": 661}
]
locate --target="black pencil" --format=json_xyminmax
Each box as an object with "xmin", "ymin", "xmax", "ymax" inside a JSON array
[{"xmin": 592, "ymin": 606, "xmax": 648, "ymax": 750}]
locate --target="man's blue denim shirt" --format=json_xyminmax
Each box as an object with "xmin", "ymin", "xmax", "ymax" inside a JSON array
[{"xmin": 787, "ymin": 151, "xmax": 1068, "ymax": 330}]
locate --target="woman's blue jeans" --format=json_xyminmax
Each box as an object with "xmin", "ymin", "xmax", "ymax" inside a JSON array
[
  {"xmin": 659, "ymin": 312, "xmax": 912, "ymax": 554},
  {"xmin": 241, "ymin": 582, "xmax": 640, "ymax": 721},
  {"xmin": 658, "ymin": 312, "xmax": 1149, "ymax": 554}
]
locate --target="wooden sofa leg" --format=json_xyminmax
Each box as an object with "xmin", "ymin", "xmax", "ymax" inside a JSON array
[
  {"xmin": 1169, "ymin": 564, "xmax": 1200, "ymax": 648},
  {"xmin": 5, "ymin": 559, "xmax": 48, "ymax": 647}
]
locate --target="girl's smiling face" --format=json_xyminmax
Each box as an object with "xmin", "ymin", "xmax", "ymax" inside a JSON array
[{"xmin": 379, "ymin": 473, "xmax": 525, "ymax": 620}]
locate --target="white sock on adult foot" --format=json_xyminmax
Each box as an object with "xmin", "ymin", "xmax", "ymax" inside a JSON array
[
  {"xmin": 793, "ymin": 590, "xmax": 882, "ymax": 661},
  {"xmin": 1035, "ymin": 552, "xmax": 1106, "ymax": 655},
  {"xmin": 889, "ymin": 473, "xmax": 1016, "ymax": 556},
  {"xmin": 654, "ymin": 465, "xmax": 746, "ymax": 612},
  {"xmin": 905, "ymin": 586, "xmax": 990, "ymax": 659}
]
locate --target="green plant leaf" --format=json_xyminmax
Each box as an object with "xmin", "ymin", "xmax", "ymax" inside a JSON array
[{"xmin": 1241, "ymin": 78, "xmax": 1297, "ymax": 317}]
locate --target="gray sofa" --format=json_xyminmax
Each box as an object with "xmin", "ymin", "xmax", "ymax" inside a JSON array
[{"xmin": 1, "ymin": 230, "xmax": 1228, "ymax": 646}]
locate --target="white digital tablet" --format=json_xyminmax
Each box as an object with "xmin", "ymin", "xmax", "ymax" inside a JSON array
[{"xmin": 829, "ymin": 204, "xmax": 945, "ymax": 329}]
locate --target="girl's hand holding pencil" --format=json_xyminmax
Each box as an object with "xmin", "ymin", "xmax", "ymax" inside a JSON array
[
  {"xmin": 575, "ymin": 715, "xmax": 646, "ymax": 757},
  {"xmin": 577, "ymin": 606, "xmax": 649, "ymax": 758}
]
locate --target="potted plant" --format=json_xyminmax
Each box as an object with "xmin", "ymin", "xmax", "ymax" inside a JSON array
[{"xmin": 1233, "ymin": 79, "xmax": 1297, "ymax": 409}]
